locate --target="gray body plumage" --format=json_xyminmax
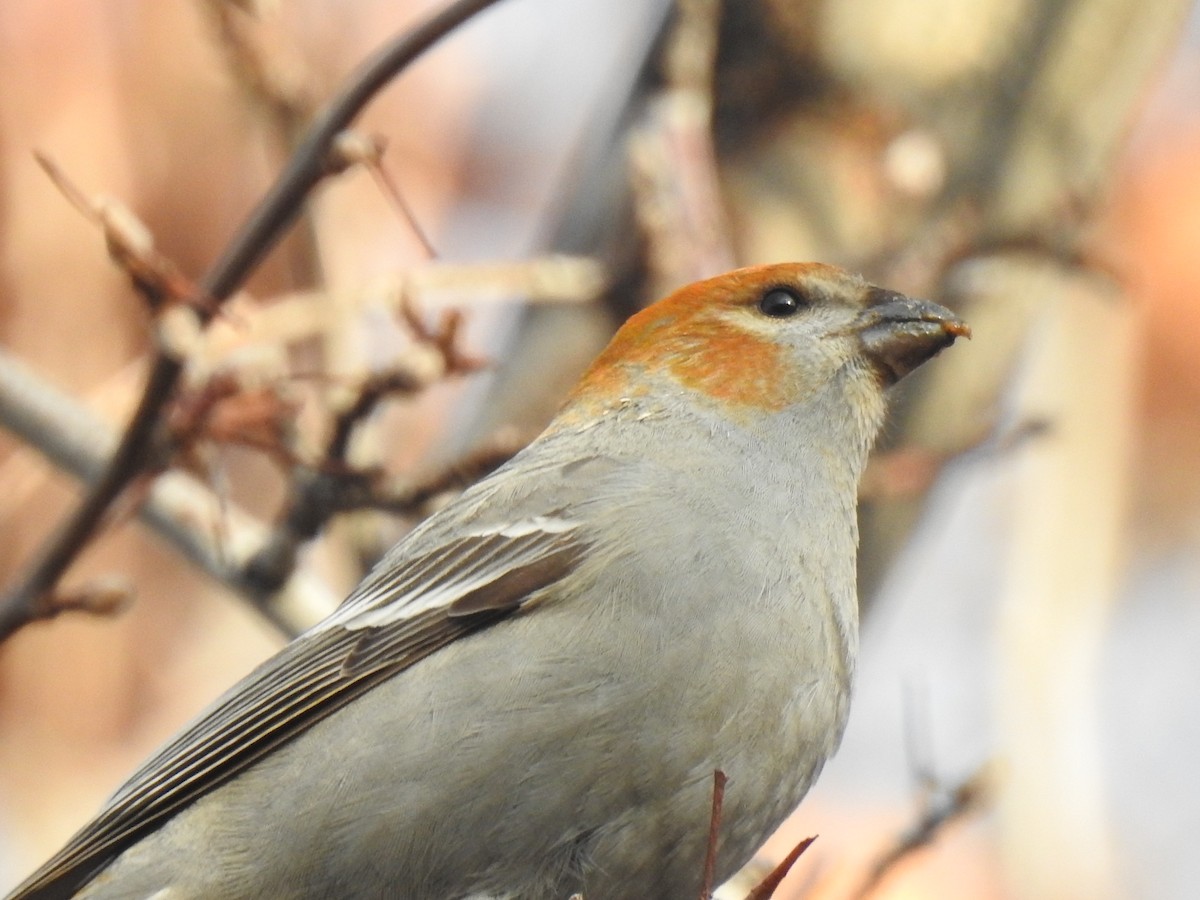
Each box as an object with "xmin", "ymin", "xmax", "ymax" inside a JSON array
[
  {"xmin": 9, "ymin": 262, "xmax": 967, "ymax": 900},
  {"xmin": 79, "ymin": 380, "xmax": 872, "ymax": 900}
]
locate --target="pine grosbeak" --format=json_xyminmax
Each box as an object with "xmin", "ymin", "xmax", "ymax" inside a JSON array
[{"xmin": 10, "ymin": 262, "xmax": 968, "ymax": 900}]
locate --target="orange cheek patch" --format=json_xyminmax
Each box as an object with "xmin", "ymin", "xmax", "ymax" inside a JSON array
[
  {"xmin": 573, "ymin": 302, "xmax": 794, "ymax": 417},
  {"xmin": 663, "ymin": 324, "xmax": 791, "ymax": 413}
]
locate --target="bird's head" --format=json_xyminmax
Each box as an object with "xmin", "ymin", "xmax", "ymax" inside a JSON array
[{"xmin": 562, "ymin": 263, "xmax": 969, "ymax": 428}]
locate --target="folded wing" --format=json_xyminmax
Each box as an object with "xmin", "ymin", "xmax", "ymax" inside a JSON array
[{"xmin": 11, "ymin": 501, "xmax": 586, "ymax": 900}]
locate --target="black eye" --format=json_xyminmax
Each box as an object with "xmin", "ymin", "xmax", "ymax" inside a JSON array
[{"xmin": 758, "ymin": 287, "xmax": 803, "ymax": 318}]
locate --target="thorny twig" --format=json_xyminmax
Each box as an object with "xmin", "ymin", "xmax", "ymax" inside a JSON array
[{"xmin": 0, "ymin": 0, "xmax": 509, "ymax": 644}]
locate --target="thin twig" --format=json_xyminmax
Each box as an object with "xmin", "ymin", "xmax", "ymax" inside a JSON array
[
  {"xmin": 34, "ymin": 154, "xmax": 197, "ymax": 312},
  {"xmin": 239, "ymin": 435, "xmax": 519, "ymax": 599},
  {"xmin": 197, "ymin": 0, "xmax": 330, "ymax": 310},
  {"xmin": 629, "ymin": 0, "xmax": 733, "ymax": 287},
  {"xmin": 0, "ymin": 0, "xmax": 509, "ymax": 644},
  {"xmin": 852, "ymin": 763, "xmax": 993, "ymax": 899},
  {"xmin": 0, "ymin": 347, "xmax": 336, "ymax": 633},
  {"xmin": 238, "ymin": 301, "xmax": 494, "ymax": 602},
  {"xmin": 352, "ymin": 437, "xmax": 521, "ymax": 516},
  {"xmin": 744, "ymin": 835, "xmax": 817, "ymax": 900},
  {"xmin": 25, "ymin": 577, "xmax": 134, "ymax": 627},
  {"xmin": 699, "ymin": 770, "xmax": 728, "ymax": 900},
  {"xmin": 197, "ymin": 0, "xmax": 315, "ymax": 144},
  {"xmin": 330, "ymin": 130, "xmax": 441, "ymax": 259}
]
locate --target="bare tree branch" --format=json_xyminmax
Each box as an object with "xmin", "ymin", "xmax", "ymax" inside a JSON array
[
  {"xmin": 239, "ymin": 306, "xmax": 489, "ymax": 601},
  {"xmin": 0, "ymin": 347, "xmax": 337, "ymax": 634},
  {"xmin": 852, "ymin": 763, "xmax": 993, "ymax": 899},
  {"xmin": 0, "ymin": 0, "xmax": 510, "ymax": 644}
]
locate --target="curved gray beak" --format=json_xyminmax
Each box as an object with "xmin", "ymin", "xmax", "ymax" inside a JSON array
[{"xmin": 856, "ymin": 289, "xmax": 970, "ymax": 385}]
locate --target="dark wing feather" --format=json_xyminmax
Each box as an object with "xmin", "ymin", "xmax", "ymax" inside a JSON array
[{"xmin": 11, "ymin": 522, "xmax": 584, "ymax": 900}]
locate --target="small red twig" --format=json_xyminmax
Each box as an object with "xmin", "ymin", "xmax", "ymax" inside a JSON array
[
  {"xmin": 744, "ymin": 835, "xmax": 817, "ymax": 900},
  {"xmin": 397, "ymin": 298, "xmax": 488, "ymax": 374},
  {"xmin": 237, "ymin": 306, "xmax": 491, "ymax": 602},
  {"xmin": 699, "ymin": 769, "xmax": 728, "ymax": 900},
  {"xmin": 166, "ymin": 372, "xmax": 301, "ymax": 473}
]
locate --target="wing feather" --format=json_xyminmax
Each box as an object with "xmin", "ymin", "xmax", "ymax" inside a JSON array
[{"xmin": 11, "ymin": 518, "xmax": 585, "ymax": 900}]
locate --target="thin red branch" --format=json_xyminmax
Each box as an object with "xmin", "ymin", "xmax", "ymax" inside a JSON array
[
  {"xmin": 699, "ymin": 769, "xmax": 727, "ymax": 900},
  {"xmin": 744, "ymin": 835, "xmax": 817, "ymax": 900}
]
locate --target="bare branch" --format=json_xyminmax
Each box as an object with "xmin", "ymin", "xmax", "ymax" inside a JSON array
[
  {"xmin": 239, "ymin": 308, "xmax": 496, "ymax": 601},
  {"xmin": 852, "ymin": 763, "xmax": 993, "ymax": 899},
  {"xmin": 0, "ymin": 0, "xmax": 510, "ymax": 644},
  {"xmin": 352, "ymin": 436, "xmax": 520, "ymax": 517},
  {"xmin": 0, "ymin": 347, "xmax": 337, "ymax": 637},
  {"xmin": 194, "ymin": 256, "xmax": 607, "ymax": 373}
]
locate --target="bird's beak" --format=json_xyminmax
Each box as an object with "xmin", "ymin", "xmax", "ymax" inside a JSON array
[{"xmin": 855, "ymin": 289, "xmax": 970, "ymax": 386}]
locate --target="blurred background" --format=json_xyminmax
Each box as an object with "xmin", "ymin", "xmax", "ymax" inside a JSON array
[{"xmin": 0, "ymin": 0, "xmax": 1198, "ymax": 897}]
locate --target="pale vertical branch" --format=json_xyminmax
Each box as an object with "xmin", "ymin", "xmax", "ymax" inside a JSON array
[{"xmin": 995, "ymin": 270, "xmax": 1137, "ymax": 898}]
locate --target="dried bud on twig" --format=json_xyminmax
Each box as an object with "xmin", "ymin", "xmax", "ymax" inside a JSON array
[
  {"xmin": 35, "ymin": 576, "xmax": 135, "ymax": 625},
  {"xmin": 165, "ymin": 372, "xmax": 301, "ymax": 473},
  {"xmin": 34, "ymin": 152, "xmax": 199, "ymax": 312}
]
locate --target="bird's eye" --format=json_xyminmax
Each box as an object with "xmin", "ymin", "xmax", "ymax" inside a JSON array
[{"xmin": 758, "ymin": 287, "xmax": 803, "ymax": 318}]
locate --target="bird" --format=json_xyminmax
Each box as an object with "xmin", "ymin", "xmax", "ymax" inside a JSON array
[{"xmin": 8, "ymin": 262, "xmax": 968, "ymax": 900}]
